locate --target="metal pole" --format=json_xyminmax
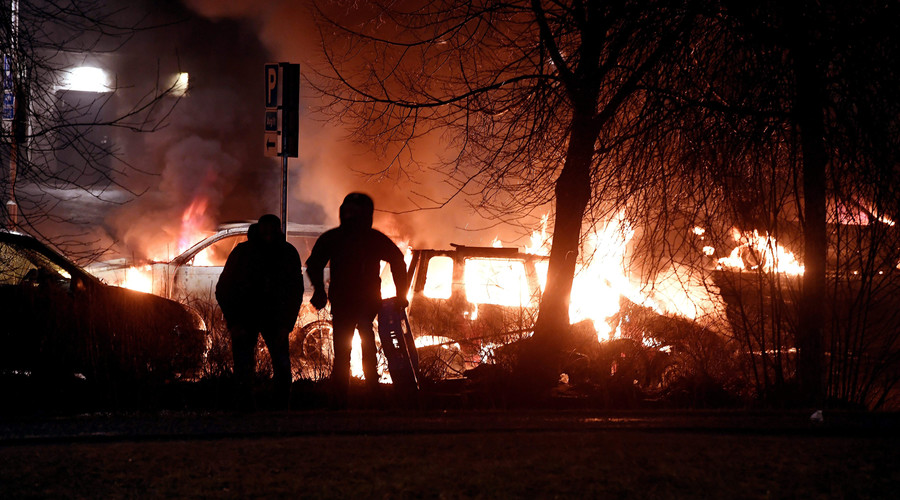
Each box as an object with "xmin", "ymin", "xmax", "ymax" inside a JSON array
[
  {"xmin": 281, "ymin": 154, "xmax": 288, "ymax": 234},
  {"xmin": 5, "ymin": 1, "xmax": 19, "ymax": 229}
]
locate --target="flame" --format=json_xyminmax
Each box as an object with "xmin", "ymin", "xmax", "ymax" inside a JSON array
[
  {"xmin": 177, "ymin": 196, "xmax": 216, "ymax": 265},
  {"xmin": 464, "ymin": 258, "xmax": 533, "ymax": 307},
  {"xmin": 103, "ymin": 195, "xmax": 217, "ymax": 292},
  {"xmin": 526, "ymin": 214, "xmax": 552, "ymax": 255},
  {"xmin": 716, "ymin": 229, "xmax": 804, "ymax": 275},
  {"xmin": 568, "ymin": 211, "xmax": 659, "ymax": 341},
  {"xmin": 350, "ymin": 329, "xmax": 365, "ymax": 379},
  {"xmin": 121, "ymin": 265, "xmax": 153, "ymax": 293},
  {"xmin": 406, "ymin": 210, "xmax": 711, "ymax": 343},
  {"xmin": 380, "ymin": 241, "xmax": 413, "ymax": 299},
  {"xmin": 468, "ymin": 212, "xmax": 723, "ymax": 342},
  {"xmin": 423, "ymin": 255, "xmax": 453, "ymax": 299}
]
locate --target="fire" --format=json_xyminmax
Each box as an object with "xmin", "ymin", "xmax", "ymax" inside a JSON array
[
  {"xmin": 179, "ymin": 197, "xmax": 208, "ymax": 251},
  {"xmin": 518, "ymin": 212, "xmax": 725, "ymax": 341},
  {"xmin": 122, "ymin": 265, "xmax": 153, "ymax": 293},
  {"xmin": 716, "ymin": 229, "xmax": 804, "ymax": 275},
  {"xmin": 114, "ymin": 195, "xmax": 215, "ymax": 292},
  {"xmin": 178, "ymin": 196, "xmax": 215, "ymax": 266},
  {"xmin": 464, "ymin": 258, "xmax": 533, "ymax": 307},
  {"xmin": 351, "ymin": 329, "xmax": 365, "ymax": 379},
  {"xmin": 568, "ymin": 211, "xmax": 659, "ymax": 340},
  {"xmin": 380, "ymin": 241, "xmax": 413, "ymax": 299}
]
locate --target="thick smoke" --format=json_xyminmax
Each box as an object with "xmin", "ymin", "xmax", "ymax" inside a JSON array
[
  {"xmin": 181, "ymin": 0, "xmax": 532, "ymax": 250},
  {"xmin": 105, "ymin": 0, "xmax": 325, "ymax": 261}
]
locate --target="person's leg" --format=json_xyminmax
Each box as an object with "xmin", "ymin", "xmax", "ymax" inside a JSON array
[
  {"xmin": 230, "ymin": 325, "xmax": 258, "ymax": 410},
  {"xmin": 330, "ymin": 311, "xmax": 356, "ymax": 409},
  {"xmin": 261, "ymin": 327, "xmax": 292, "ymax": 409}
]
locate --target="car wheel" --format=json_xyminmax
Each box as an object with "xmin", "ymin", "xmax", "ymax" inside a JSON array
[{"xmin": 293, "ymin": 320, "xmax": 334, "ymax": 379}]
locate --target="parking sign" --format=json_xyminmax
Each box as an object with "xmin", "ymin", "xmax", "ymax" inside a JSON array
[
  {"xmin": 264, "ymin": 63, "xmax": 299, "ymax": 158},
  {"xmin": 265, "ymin": 63, "xmax": 279, "ymax": 109}
]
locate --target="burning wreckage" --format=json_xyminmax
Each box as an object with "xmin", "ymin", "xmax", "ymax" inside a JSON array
[
  {"xmin": 82, "ymin": 205, "xmax": 900, "ymax": 408},
  {"xmin": 82, "ymin": 217, "xmax": 797, "ymax": 380}
]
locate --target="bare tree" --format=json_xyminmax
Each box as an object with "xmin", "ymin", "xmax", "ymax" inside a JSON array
[
  {"xmin": 312, "ymin": 0, "xmax": 698, "ymax": 381},
  {"xmin": 314, "ymin": 0, "xmax": 900, "ymax": 406},
  {"xmin": 1, "ymin": 0, "xmax": 183, "ymax": 257},
  {"xmin": 639, "ymin": 0, "xmax": 900, "ymax": 407}
]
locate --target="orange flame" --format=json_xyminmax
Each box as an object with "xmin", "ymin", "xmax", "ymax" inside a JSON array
[
  {"xmin": 113, "ymin": 196, "xmax": 215, "ymax": 293},
  {"xmin": 717, "ymin": 229, "xmax": 804, "ymax": 275},
  {"xmin": 121, "ymin": 265, "xmax": 153, "ymax": 293}
]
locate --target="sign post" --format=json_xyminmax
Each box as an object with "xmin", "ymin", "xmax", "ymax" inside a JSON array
[{"xmin": 264, "ymin": 62, "xmax": 300, "ymax": 233}]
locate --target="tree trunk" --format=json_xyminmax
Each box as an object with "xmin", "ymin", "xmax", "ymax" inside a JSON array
[
  {"xmin": 791, "ymin": 13, "xmax": 827, "ymax": 407},
  {"xmin": 531, "ymin": 110, "xmax": 597, "ymax": 351}
]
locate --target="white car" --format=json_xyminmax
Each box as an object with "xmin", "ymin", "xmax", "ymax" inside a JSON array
[{"xmin": 90, "ymin": 222, "xmax": 334, "ymax": 376}]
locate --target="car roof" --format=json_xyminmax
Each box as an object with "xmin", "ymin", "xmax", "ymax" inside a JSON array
[
  {"xmin": 0, "ymin": 229, "xmax": 96, "ymax": 283},
  {"xmin": 170, "ymin": 220, "xmax": 330, "ymax": 265}
]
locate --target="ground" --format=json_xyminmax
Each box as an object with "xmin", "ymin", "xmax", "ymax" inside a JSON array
[{"xmin": 1, "ymin": 410, "xmax": 897, "ymax": 498}]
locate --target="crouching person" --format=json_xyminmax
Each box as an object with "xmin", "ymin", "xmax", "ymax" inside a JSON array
[{"xmin": 216, "ymin": 214, "xmax": 304, "ymax": 410}]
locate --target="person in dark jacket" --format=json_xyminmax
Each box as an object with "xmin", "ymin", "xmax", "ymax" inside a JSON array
[
  {"xmin": 306, "ymin": 193, "xmax": 408, "ymax": 407},
  {"xmin": 216, "ymin": 214, "xmax": 304, "ymax": 409}
]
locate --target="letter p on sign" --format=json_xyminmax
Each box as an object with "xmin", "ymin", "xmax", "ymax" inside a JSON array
[{"xmin": 265, "ymin": 64, "xmax": 279, "ymax": 108}]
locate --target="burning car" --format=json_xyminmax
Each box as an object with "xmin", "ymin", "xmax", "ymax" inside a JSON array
[
  {"xmin": 0, "ymin": 229, "xmax": 205, "ymax": 387},
  {"xmin": 88, "ymin": 221, "xmax": 333, "ymax": 377},
  {"xmin": 402, "ymin": 244, "xmax": 549, "ymax": 378}
]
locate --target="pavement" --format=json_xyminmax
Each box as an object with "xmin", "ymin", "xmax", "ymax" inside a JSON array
[{"xmin": 2, "ymin": 409, "xmax": 898, "ymax": 446}]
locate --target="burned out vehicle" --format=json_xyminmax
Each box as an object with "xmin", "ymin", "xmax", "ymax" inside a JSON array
[
  {"xmin": 402, "ymin": 244, "xmax": 548, "ymax": 377},
  {"xmin": 0, "ymin": 230, "xmax": 205, "ymax": 387}
]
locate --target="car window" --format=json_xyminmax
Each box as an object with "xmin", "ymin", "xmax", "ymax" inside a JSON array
[
  {"xmin": 423, "ymin": 255, "xmax": 453, "ymax": 299},
  {"xmin": 464, "ymin": 258, "xmax": 531, "ymax": 307},
  {"xmin": 0, "ymin": 241, "xmax": 72, "ymax": 286},
  {"xmin": 192, "ymin": 235, "xmax": 247, "ymax": 266}
]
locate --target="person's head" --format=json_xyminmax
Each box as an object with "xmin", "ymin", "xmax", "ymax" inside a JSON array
[
  {"xmin": 247, "ymin": 223, "xmax": 259, "ymax": 242},
  {"xmin": 256, "ymin": 214, "xmax": 283, "ymax": 244},
  {"xmin": 339, "ymin": 192, "xmax": 374, "ymax": 230}
]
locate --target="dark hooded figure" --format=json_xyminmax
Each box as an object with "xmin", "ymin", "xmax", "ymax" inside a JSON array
[
  {"xmin": 306, "ymin": 193, "xmax": 408, "ymax": 407},
  {"xmin": 216, "ymin": 214, "xmax": 304, "ymax": 409}
]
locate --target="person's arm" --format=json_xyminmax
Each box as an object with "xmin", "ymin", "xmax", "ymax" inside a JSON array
[{"xmin": 305, "ymin": 234, "xmax": 331, "ymax": 310}]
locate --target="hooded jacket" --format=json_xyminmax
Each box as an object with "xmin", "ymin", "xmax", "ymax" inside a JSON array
[
  {"xmin": 306, "ymin": 212, "xmax": 407, "ymax": 315},
  {"xmin": 216, "ymin": 225, "xmax": 304, "ymax": 331}
]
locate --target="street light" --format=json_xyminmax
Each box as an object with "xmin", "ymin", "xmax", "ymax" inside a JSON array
[{"xmin": 58, "ymin": 66, "xmax": 112, "ymax": 93}]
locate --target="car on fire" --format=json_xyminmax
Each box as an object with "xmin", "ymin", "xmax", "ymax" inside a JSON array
[
  {"xmin": 402, "ymin": 244, "xmax": 549, "ymax": 378},
  {"xmin": 0, "ymin": 229, "xmax": 205, "ymax": 387},
  {"xmin": 88, "ymin": 221, "xmax": 333, "ymax": 377},
  {"xmin": 88, "ymin": 227, "xmax": 549, "ymax": 381}
]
